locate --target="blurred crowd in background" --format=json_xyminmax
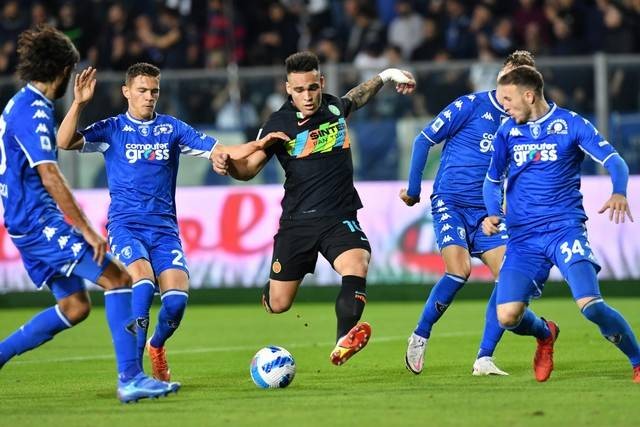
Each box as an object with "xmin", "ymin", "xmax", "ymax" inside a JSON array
[{"xmin": 1, "ymin": 0, "xmax": 640, "ymax": 73}]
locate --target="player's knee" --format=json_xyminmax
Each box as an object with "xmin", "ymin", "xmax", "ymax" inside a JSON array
[
  {"xmin": 497, "ymin": 307, "xmax": 522, "ymax": 329},
  {"xmin": 101, "ymin": 265, "xmax": 132, "ymax": 290},
  {"xmin": 267, "ymin": 295, "xmax": 292, "ymax": 314},
  {"xmin": 61, "ymin": 301, "xmax": 92, "ymax": 325}
]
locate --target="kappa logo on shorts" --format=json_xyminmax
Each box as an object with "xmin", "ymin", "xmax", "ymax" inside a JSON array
[{"xmin": 272, "ymin": 260, "xmax": 282, "ymax": 274}]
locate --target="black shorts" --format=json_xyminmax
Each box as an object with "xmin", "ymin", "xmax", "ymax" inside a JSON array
[{"xmin": 269, "ymin": 213, "xmax": 371, "ymax": 281}]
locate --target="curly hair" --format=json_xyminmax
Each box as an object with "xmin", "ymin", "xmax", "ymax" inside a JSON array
[
  {"xmin": 16, "ymin": 25, "xmax": 79, "ymax": 83},
  {"xmin": 125, "ymin": 62, "xmax": 161, "ymax": 85},
  {"xmin": 504, "ymin": 50, "xmax": 536, "ymax": 68},
  {"xmin": 498, "ymin": 65, "xmax": 544, "ymax": 96}
]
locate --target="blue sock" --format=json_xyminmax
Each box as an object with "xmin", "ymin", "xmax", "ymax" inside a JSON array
[
  {"xmin": 582, "ymin": 299, "xmax": 640, "ymax": 367},
  {"xmin": 504, "ymin": 308, "xmax": 550, "ymax": 340},
  {"xmin": 477, "ymin": 283, "xmax": 505, "ymax": 358},
  {"xmin": 414, "ymin": 274, "xmax": 466, "ymax": 339},
  {"xmin": 150, "ymin": 290, "xmax": 188, "ymax": 348},
  {"xmin": 132, "ymin": 279, "xmax": 155, "ymax": 366},
  {"xmin": 104, "ymin": 288, "xmax": 140, "ymax": 382},
  {"xmin": 0, "ymin": 305, "xmax": 70, "ymax": 365}
]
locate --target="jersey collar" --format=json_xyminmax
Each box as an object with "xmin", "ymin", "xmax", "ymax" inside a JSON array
[
  {"xmin": 25, "ymin": 84, "xmax": 54, "ymax": 109},
  {"xmin": 527, "ymin": 102, "xmax": 557, "ymax": 124},
  {"xmin": 125, "ymin": 111, "xmax": 158, "ymax": 125},
  {"xmin": 488, "ymin": 90, "xmax": 506, "ymax": 113}
]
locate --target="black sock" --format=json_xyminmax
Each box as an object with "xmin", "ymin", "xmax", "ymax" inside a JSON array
[{"xmin": 335, "ymin": 275, "xmax": 367, "ymax": 340}]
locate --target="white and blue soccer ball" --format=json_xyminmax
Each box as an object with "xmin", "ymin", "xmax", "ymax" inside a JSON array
[{"xmin": 250, "ymin": 345, "xmax": 296, "ymax": 389}]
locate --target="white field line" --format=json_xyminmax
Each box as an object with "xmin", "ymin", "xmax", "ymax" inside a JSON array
[{"xmin": 12, "ymin": 331, "xmax": 477, "ymax": 365}]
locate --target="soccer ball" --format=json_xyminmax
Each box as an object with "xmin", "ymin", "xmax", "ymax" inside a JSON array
[{"xmin": 250, "ymin": 345, "xmax": 296, "ymax": 389}]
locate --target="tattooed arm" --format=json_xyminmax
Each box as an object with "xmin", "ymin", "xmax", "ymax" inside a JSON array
[{"xmin": 344, "ymin": 68, "xmax": 416, "ymax": 112}]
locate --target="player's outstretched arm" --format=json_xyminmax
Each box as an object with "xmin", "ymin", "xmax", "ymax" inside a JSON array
[
  {"xmin": 214, "ymin": 131, "xmax": 289, "ymax": 160},
  {"xmin": 37, "ymin": 163, "xmax": 107, "ymax": 264},
  {"xmin": 57, "ymin": 67, "xmax": 97, "ymax": 151},
  {"xmin": 344, "ymin": 68, "xmax": 416, "ymax": 112},
  {"xmin": 598, "ymin": 154, "xmax": 634, "ymax": 224}
]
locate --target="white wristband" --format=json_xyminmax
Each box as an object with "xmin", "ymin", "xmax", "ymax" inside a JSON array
[{"xmin": 378, "ymin": 68, "xmax": 410, "ymax": 84}]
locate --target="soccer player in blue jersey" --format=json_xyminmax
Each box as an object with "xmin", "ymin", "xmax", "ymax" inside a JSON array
[
  {"xmin": 0, "ymin": 25, "xmax": 179, "ymax": 402},
  {"xmin": 483, "ymin": 65, "xmax": 640, "ymax": 382},
  {"xmin": 401, "ymin": 51, "xmax": 536, "ymax": 376},
  {"xmin": 57, "ymin": 62, "xmax": 286, "ymax": 382}
]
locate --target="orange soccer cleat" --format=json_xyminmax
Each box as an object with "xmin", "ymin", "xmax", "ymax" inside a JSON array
[
  {"xmin": 147, "ymin": 340, "xmax": 171, "ymax": 382},
  {"xmin": 533, "ymin": 319, "xmax": 560, "ymax": 382},
  {"xmin": 330, "ymin": 322, "xmax": 372, "ymax": 366},
  {"xmin": 633, "ymin": 365, "xmax": 640, "ymax": 384}
]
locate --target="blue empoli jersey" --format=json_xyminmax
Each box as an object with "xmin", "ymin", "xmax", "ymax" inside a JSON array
[
  {"xmin": 487, "ymin": 103, "xmax": 619, "ymax": 229},
  {"xmin": 0, "ymin": 85, "xmax": 62, "ymax": 235},
  {"xmin": 80, "ymin": 112, "xmax": 216, "ymax": 226},
  {"xmin": 423, "ymin": 91, "xmax": 508, "ymax": 207}
]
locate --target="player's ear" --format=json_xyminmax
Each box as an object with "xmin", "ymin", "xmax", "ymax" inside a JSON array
[
  {"xmin": 121, "ymin": 84, "xmax": 129, "ymax": 99},
  {"xmin": 320, "ymin": 74, "xmax": 325, "ymax": 90},
  {"xmin": 285, "ymin": 80, "xmax": 292, "ymax": 96}
]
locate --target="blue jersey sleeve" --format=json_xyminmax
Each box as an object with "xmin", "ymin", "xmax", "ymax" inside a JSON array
[
  {"xmin": 423, "ymin": 95, "xmax": 477, "ymax": 144},
  {"xmin": 80, "ymin": 118, "xmax": 115, "ymax": 153},
  {"xmin": 484, "ymin": 124, "xmax": 509, "ymax": 216},
  {"xmin": 175, "ymin": 119, "xmax": 217, "ymax": 158},
  {"xmin": 406, "ymin": 131, "xmax": 432, "ymax": 198},
  {"xmin": 11, "ymin": 109, "xmax": 57, "ymax": 166},
  {"xmin": 574, "ymin": 116, "xmax": 618, "ymax": 165}
]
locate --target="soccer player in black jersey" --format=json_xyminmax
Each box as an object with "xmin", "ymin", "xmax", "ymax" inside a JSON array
[{"xmin": 213, "ymin": 51, "xmax": 415, "ymax": 365}]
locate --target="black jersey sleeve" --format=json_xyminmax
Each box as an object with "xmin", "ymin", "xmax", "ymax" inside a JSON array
[
  {"xmin": 339, "ymin": 96, "xmax": 355, "ymax": 118},
  {"xmin": 259, "ymin": 111, "xmax": 293, "ymax": 158}
]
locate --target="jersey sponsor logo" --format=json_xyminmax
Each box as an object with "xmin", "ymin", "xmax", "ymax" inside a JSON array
[
  {"xmin": 285, "ymin": 118, "xmax": 349, "ymax": 158},
  {"xmin": 513, "ymin": 142, "xmax": 558, "ymax": 166},
  {"xmin": 479, "ymin": 132, "xmax": 494, "ymax": 153},
  {"xmin": 297, "ymin": 118, "xmax": 310, "ymax": 126},
  {"xmin": 328, "ymin": 105, "xmax": 340, "ymax": 116},
  {"xmin": 430, "ymin": 117, "xmax": 444, "ymax": 133},
  {"xmin": 125, "ymin": 142, "xmax": 170, "ymax": 163},
  {"xmin": 31, "ymin": 100, "xmax": 47, "ymax": 107},
  {"xmin": 529, "ymin": 123, "xmax": 541, "ymax": 139},
  {"xmin": 122, "ymin": 124, "xmax": 135, "ymax": 132},
  {"xmin": 153, "ymin": 123, "xmax": 173, "ymax": 136},
  {"xmin": 35, "ymin": 123, "xmax": 49, "ymax": 134},
  {"xmin": 482, "ymin": 112, "xmax": 494, "ymax": 121},
  {"xmin": 546, "ymin": 119, "xmax": 568, "ymax": 135},
  {"xmin": 32, "ymin": 109, "xmax": 49, "ymax": 119},
  {"xmin": 138, "ymin": 125, "xmax": 150, "ymax": 136},
  {"xmin": 509, "ymin": 127, "xmax": 523, "ymax": 137}
]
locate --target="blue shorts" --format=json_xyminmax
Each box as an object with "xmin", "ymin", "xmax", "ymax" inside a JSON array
[
  {"xmin": 107, "ymin": 222, "xmax": 189, "ymax": 277},
  {"xmin": 431, "ymin": 196, "xmax": 507, "ymax": 257},
  {"xmin": 497, "ymin": 220, "xmax": 601, "ymax": 304},
  {"xmin": 12, "ymin": 218, "xmax": 112, "ymax": 300}
]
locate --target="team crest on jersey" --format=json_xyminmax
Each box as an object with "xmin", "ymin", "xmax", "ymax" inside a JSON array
[
  {"xmin": 457, "ymin": 226, "xmax": 466, "ymax": 240},
  {"xmin": 529, "ymin": 123, "xmax": 541, "ymax": 139},
  {"xmin": 138, "ymin": 125, "xmax": 150, "ymax": 136},
  {"xmin": 546, "ymin": 119, "xmax": 568, "ymax": 135},
  {"xmin": 328, "ymin": 105, "xmax": 340, "ymax": 116},
  {"xmin": 153, "ymin": 123, "xmax": 174, "ymax": 136}
]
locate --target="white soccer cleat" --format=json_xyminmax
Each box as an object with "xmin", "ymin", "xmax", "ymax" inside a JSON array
[
  {"xmin": 405, "ymin": 333, "xmax": 427, "ymax": 374},
  {"xmin": 472, "ymin": 356, "xmax": 509, "ymax": 376}
]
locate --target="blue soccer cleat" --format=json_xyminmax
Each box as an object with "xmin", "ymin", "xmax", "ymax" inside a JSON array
[{"xmin": 117, "ymin": 372, "xmax": 181, "ymax": 403}]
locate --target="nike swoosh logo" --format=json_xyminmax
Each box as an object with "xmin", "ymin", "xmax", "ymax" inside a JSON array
[{"xmin": 297, "ymin": 118, "xmax": 310, "ymax": 126}]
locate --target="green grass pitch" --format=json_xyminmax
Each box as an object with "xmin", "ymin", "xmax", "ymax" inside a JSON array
[{"xmin": 1, "ymin": 297, "xmax": 639, "ymax": 427}]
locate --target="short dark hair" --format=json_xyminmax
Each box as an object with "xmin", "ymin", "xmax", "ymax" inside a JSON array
[
  {"xmin": 16, "ymin": 24, "xmax": 79, "ymax": 83},
  {"xmin": 498, "ymin": 65, "xmax": 544, "ymax": 96},
  {"xmin": 504, "ymin": 50, "xmax": 535, "ymax": 68},
  {"xmin": 125, "ymin": 62, "xmax": 161, "ymax": 85},
  {"xmin": 285, "ymin": 52, "xmax": 319, "ymax": 74}
]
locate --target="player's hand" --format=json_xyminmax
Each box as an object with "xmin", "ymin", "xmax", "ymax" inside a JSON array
[
  {"xmin": 81, "ymin": 226, "xmax": 107, "ymax": 266},
  {"xmin": 213, "ymin": 151, "xmax": 230, "ymax": 175},
  {"xmin": 379, "ymin": 68, "xmax": 416, "ymax": 95},
  {"xmin": 73, "ymin": 67, "xmax": 97, "ymax": 106},
  {"xmin": 255, "ymin": 131, "xmax": 289, "ymax": 150},
  {"xmin": 482, "ymin": 216, "xmax": 502, "ymax": 236},
  {"xmin": 598, "ymin": 193, "xmax": 634, "ymax": 224},
  {"xmin": 399, "ymin": 188, "xmax": 420, "ymax": 206}
]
